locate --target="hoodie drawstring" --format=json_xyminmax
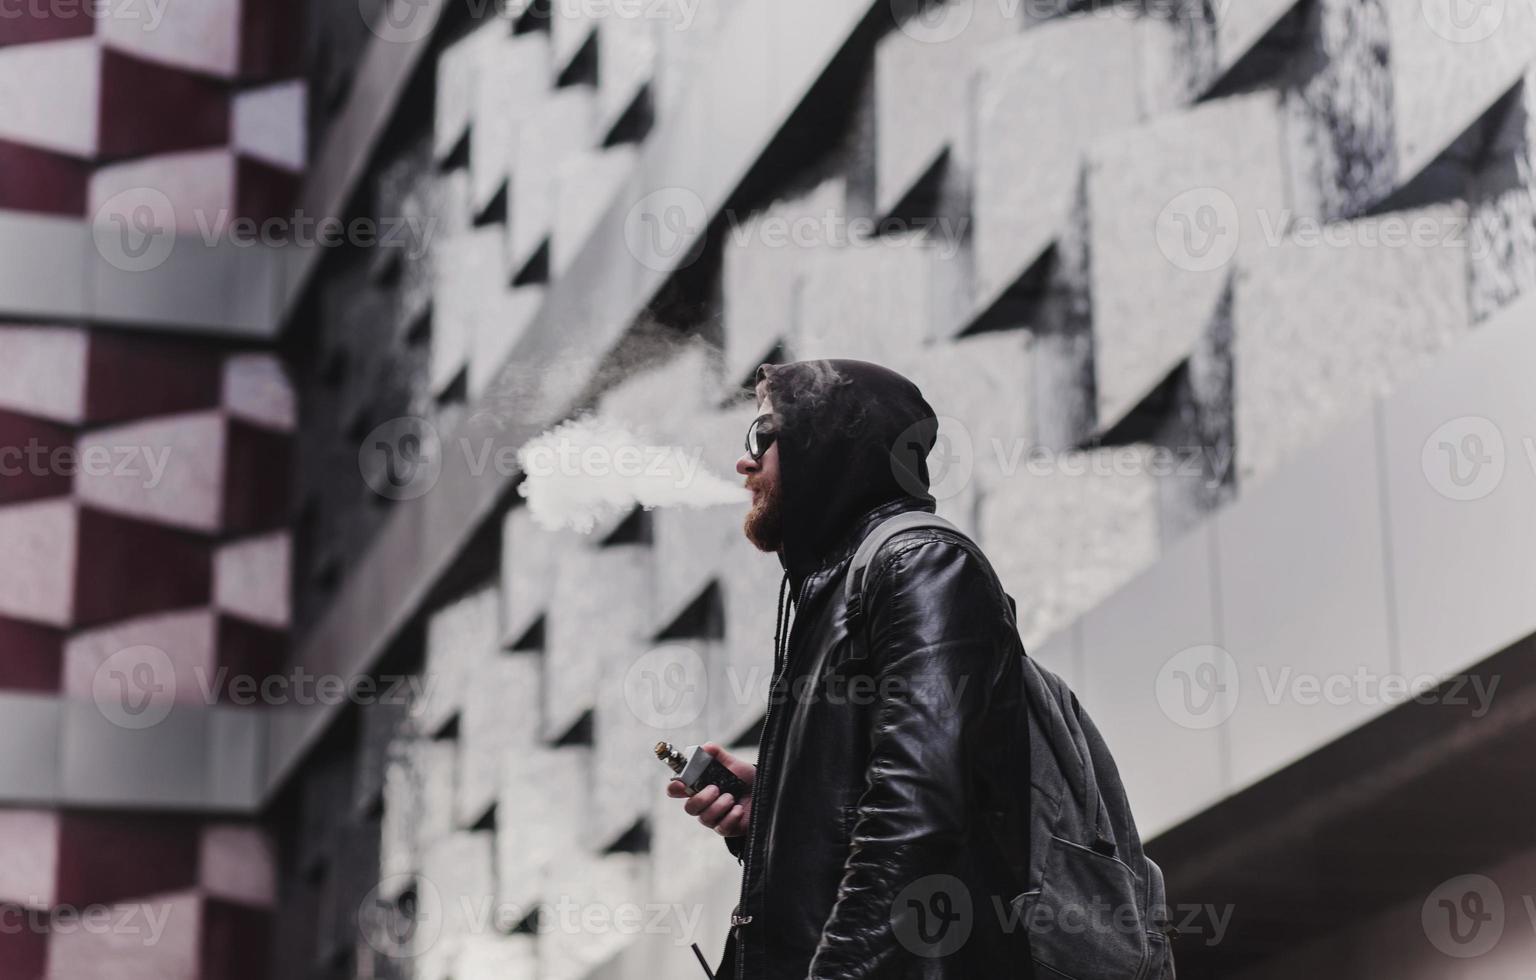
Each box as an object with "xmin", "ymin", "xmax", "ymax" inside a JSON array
[{"xmin": 771, "ymin": 572, "xmax": 790, "ymax": 669}]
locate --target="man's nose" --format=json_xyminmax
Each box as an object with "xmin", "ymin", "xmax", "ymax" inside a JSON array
[{"xmin": 736, "ymin": 452, "xmax": 757, "ymax": 477}]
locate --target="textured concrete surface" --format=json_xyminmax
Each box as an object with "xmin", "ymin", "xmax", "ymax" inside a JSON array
[
  {"xmin": 973, "ymin": 16, "xmax": 1142, "ymax": 306},
  {"xmin": 61, "ymin": 609, "xmax": 216, "ymax": 706},
  {"xmin": 419, "ymin": 831, "xmax": 497, "ymax": 980},
  {"xmin": 0, "ymin": 498, "xmax": 75, "ymax": 627},
  {"xmin": 541, "ymin": 854, "xmax": 648, "ymax": 980},
  {"xmin": 1213, "ymin": 0, "xmax": 1304, "ymax": 77},
  {"xmin": 46, "ymin": 889, "xmax": 203, "ymax": 980},
  {"xmin": 497, "ymin": 745, "xmax": 591, "ymax": 914},
  {"xmin": 457, "ymin": 933, "xmax": 538, "ymax": 980},
  {"xmin": 715, "ymin": 550, "xmax": 790, "ymax": 741},
  {"xmin": 96, "ymin": 0, "xmax": 241, "ymax": 78},
  {"xmin": 0, "ymin": 809, "xmax": 57, "ymax": 906},
  {"xmin": 1232, "ymin": 203, "xmax": 1471, "ymax": 485},
  {"xmin": 721, "ymin": 176, "xmax": 845, "ymax": 387},
  {"xmin": 873, "ymin": 0, "xmax": 1021, "ymax": 219},
  {"xmin": 89, "ymin": 149, "xmax": 240, "ymax": 234},
  {"xmin": 501, "ymin": 506, "xmax": 569, "ymax": 649},
  {"xmin": 887, "ymin": 330, "xmax": 1035, "ymax": 526},
  {"xmin": 435, "ymin": 19, "xmax": 506, "ymax": 162},
  {"xmin": 380, "ymin": 738, "xmax": 457, "ymax": 889},
  {"xmin": 596, "ymin": 15, "xmax": 656, "ymax": 139},
  {"xmin": 232, "ymin": 80, "xmax": 307, "ymax": 172},
  {"xmin": 470, "ymin": 35, "xmax": 551, "ymax": 215},
  {"xmin": 432, "ymin": 227, "xmax": 508, "ymax": 396},
  {"xmin": 509, "ymin": 88, "xmax": 598, "ymax": 280},
  {"xmin": 1384, "ymin": 0, "xmax": 1536, "ymax": 180},
  {"xmin": 0, "ymin": 325, "xmax": 88, "ymax": 423},
  {"xmin": 551, "ymin": 4, "xmax": 596, "ymax": 78},
  {"xmin": 221, "ymin": 353, "xmax": 296, "ymax": 431},
  {"xmin": 468, "ymin": 286, "xmax": 546, "ymax": 402},
  {"xmin": 545, "ymin": 543, "xmax": 652, "ymax": 742},
  {"xmin": 651, "ymin": 0, "xmax": 733, "ymax": 117},
  {"xmin": 794, "ymin": 232, "xmax": 954, "ymax": 359},
  {"xmin": 420, "ymin": 585, "xmax": 502, "ymax": 737},
  {"xmin": 1280, "ymin": 0, "xmax": 1396, "ymax": 221},
  {"xmin": 591, "ymin": 643, "xmax": 679, "ymax": 850},
  {"xmin": 0, "ymin": 39, "xmax": 100, "ymax": 156},
  {"xmin": 552, "ymin": 146, "xmax": 638, "ymax": 277},
  {"xmin": 977, "ymin": 445, "xmax": 1162, "ymax": 650},
  {"xmin": 1088, "ymin": 91, "xmax": 1289, "ymax": 431},
  {"xmin": 0, "ymin": 5, "xmax": 291, "ymax": 978},
  {"xmin": 1469, "ymin": 72, "xmax": 1536, "ymax": 323},
  {"xmin": 199, "ymin": 823, "xmax": 276, "ymax": 907},
  {"xmin": 456, "ymin": 651, "xmax": 541, "ymax": 828}
]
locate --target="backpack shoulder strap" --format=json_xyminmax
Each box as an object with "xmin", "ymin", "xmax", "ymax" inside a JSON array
[{"xmin": 844, "ymin": 510, "xmax": 967, "ymax": 627}]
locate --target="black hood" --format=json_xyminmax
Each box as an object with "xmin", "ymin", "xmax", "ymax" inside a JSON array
[{"xmin": 755, "ymin": 359, "xmax": 939, "ymax": 592}]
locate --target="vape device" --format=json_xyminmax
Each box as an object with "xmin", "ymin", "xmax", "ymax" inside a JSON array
[{"xmin": 655, "ymin": 741, "xmax": 750, "ymax": 800}]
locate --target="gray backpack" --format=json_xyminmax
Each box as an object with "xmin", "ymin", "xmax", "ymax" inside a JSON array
[{"xmin": 846, "ymin": 511, "xmax": 1177, "ymax": 980}]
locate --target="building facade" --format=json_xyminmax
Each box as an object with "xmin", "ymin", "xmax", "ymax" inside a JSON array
[{"xmin": 1, "ymin": 0, "xmax": 1535, "ymax": 978}]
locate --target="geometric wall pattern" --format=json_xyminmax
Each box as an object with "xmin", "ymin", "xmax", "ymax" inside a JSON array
[
  {"xmin": 280, "ymin": 1, "xmax": 1536, "ymax": 978},
  {"xmin": 0, "ymin": 1, "xmax": 301, "ymax": 976},
  {"xmin": 0, "ymin": 0, "xmax": 1528, "ymax": 976}
]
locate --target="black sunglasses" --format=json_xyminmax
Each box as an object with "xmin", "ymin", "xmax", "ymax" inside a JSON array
[{"xmin": 745, "ymin": 413, "xmax": 779, "ymax": 461}]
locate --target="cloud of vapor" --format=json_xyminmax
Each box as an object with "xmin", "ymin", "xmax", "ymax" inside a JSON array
[{"xmin": 516, "ymin": 413, "xmax": 749, "ymax": 534}]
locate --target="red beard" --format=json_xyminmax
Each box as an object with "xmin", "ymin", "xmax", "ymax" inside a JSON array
[{"xmin": 743, "ymin": 478, "xmax": 783, "ymax": 552}]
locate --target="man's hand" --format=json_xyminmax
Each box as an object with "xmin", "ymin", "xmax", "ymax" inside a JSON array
[{"xmin": 666, "ymin": 742, "xmax": 755, "ymax": 839}]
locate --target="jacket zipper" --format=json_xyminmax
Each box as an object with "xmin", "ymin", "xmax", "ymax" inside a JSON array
[{"xmin": 733, "ymin": 573, "xmax": 813, "ymax": 980}]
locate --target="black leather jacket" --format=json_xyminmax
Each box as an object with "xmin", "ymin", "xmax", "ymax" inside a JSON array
[{"xmin": 719, "ymin": 495, "xmax": 1034, "ymax": 980}]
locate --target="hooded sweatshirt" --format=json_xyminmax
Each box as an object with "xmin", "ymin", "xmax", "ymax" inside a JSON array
[{"xmin": 754, "ymin": 358, "xmax": 940, "ymax": 601}]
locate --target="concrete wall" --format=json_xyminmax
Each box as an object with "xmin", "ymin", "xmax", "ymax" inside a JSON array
[
  {"xmin": 272, "ymin": 0, "xmax": 1536, "ymax": 975},
  {"xmin": 3, "ymin": 0, "xmax": 1526, "ymax": 977},
  {"xmin": 0, "ymin": 2, "xmax": 303, "ymax": 976}
]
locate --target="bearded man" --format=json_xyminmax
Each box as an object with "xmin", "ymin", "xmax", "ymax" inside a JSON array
[{"xmin": 668, "ymin": 359, "xmax": 1033, "ymax": 980}]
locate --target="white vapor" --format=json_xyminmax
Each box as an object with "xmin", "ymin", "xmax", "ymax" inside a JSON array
[{"xmin": 516, "ymin": 414, "xmax": 749, "ymax": 533}]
